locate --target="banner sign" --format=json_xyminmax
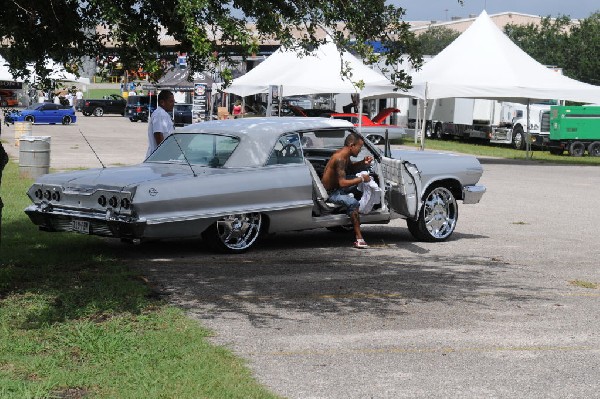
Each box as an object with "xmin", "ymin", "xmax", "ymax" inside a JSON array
[{"xmin": 0, "ymin": 81, "xmax": 23, "ymax": 90}]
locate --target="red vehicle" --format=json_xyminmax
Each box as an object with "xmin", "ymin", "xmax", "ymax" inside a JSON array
[
  {"xmin": 0, "ymin": 89, "xmax": 18, "ymax": 107},
  {"xmin": 326, "ymin": 108, "xmax": 406, "ymax": 144}
]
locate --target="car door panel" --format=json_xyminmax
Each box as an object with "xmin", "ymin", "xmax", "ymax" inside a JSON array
[{"xmin": 380, "ymin": 156, "xmax": 421, "ymax": 219}]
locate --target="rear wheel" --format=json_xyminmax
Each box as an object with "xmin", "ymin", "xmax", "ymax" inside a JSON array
[
  {"xmin": 568, "ymin": 141, "xmax": 585, "ymax": 157},
  {"xmin": 407, "ymin": 186, "xmax": 458, "ymax": 242},
  {"xmin": 62, "ymin": 115, "xmax": 72, "ymax": 125},
  {"xmin": 512, "ymin": 125, "xmax": 526, "ymax": 150},
  {"xmin": 202, "ymin": 213, "xmax": 262, "ymax": 253},
  {"xmin": 587, "ymin": 141, "xmax": 600, "ymax": 157},
  {"xmin": 93, "ymin": 107, "xmax": 104, "ymax": 117}
]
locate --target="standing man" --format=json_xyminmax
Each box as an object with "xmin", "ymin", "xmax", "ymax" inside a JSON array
[
  {"xmin": 321, "ymin": 132, "xmax": 373, "ymax": 248},
  {"xmin": 146, "ymin": 90, "xmax": 175, "ymax": 158}
]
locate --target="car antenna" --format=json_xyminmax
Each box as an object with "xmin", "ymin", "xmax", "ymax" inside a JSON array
[
  {"xmin": 172, "ymin": 134, "xmax": 197, "ymax": 177},
  {"xmin": 78, "ymin": 129, "xmax": 106, "ymax": 168}
]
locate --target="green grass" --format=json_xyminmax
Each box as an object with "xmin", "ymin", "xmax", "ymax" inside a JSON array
[
  {"xmin": 0, "ymin": 160, "xmax": 280, "ymax": 399},
  {"xmin": 400, "ymin": 137, "xmax": 600, "ymax": 165},
  {"xmin": 83, "ymin": 89, "xmax": 124, "ymax": 100}
]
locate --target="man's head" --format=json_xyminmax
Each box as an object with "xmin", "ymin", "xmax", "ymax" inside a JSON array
[
  {"xmin": 344, "ymin": 132, "xmax": 364, "ymax": 156},
  {"xmin": 158, "ymin": 90, "xmax": 175, "ymax": 112}
]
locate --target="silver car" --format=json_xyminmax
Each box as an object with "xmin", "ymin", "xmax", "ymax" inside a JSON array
[{"xmin": 25, "ymin": 117, "xmax": 486, "ymax": 252}]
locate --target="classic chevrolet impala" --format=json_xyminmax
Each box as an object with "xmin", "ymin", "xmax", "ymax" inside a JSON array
[{"xmin": 25, "ymin": 117, "xmax": 486, "ymax": 252}]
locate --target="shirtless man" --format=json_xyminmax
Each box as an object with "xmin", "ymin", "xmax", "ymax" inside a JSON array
[{"xmin": 321, "ymin": 132, "xmax": 373, "ymax": 248}]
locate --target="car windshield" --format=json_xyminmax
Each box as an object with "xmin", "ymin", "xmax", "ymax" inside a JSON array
[
  {"xmin": 127, "ymin": 96, "xmax": 150, "ymax": 105},
  {"xmin": 300, "ymin": 129, "xmax": 354, "ymax": 149},
  {"xmin": 175, "ymin": 104, "xmax": 193, "ymax": 112},
  {"xmin": 25, "ymin": 104, "xmax": 43, "ymax": 110},
  {"xmin": 145, "ymin": 133, "xmax": 240, "ymax": 167}
]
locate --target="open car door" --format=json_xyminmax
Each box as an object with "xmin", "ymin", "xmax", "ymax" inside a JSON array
[{"xmin": 380, "ymin": 156, "xmax": 422, "ymax": 219}]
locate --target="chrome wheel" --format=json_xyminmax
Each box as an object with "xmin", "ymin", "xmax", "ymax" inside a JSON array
[
  {"xmin": 512, "ymin": 126, "xmax": 525, "ymax": 150},
  {"xmin": 62, "ymin": 115, "xmax": 72, "ymax": 125},
  {"xmin": 93, "ymin": 107, "xmax": 104, "ymax": 117},
  {"xmin": 407, "ymin": 186, "xmax": 458, "ymax": 242},
  {"xmin": 209, "ymin": 213, "xmax": 262, "ymax": 252}
]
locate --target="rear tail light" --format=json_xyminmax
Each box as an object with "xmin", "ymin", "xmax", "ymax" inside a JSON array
[{"xmin": 136, "ymin": 106, "xmax": 142, "ymax": 112}]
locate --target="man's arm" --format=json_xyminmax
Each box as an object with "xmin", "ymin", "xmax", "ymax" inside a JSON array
[
  {"xmin": 335, "ymin": 157, "xmax": 370, "ymax": 188},
  {"xmin": 349, "ymin": 156, "xmax": 373, "ymax": 172},
  {"xmin": 153, "ymin": 132, "xmax": 165, "ymax": 147}
]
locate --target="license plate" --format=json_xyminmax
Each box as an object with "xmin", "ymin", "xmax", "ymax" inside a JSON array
[{"xmin": 72, "ymin": 220, "xmax": 90, "ymax": 234}]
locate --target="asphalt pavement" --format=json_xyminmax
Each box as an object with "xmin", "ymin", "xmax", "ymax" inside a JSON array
[{"xmin": 2, "ymin": 115, "xmax": 600, "ymax": 398}]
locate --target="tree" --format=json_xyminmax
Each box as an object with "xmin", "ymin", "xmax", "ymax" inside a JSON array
[
  {"xmin": 504, "ymin": 14, "xmax": 595, "ymax": 83},
  {"xmin": 567, "ymin": 12, "xmax": 600, "ymax": 85},
  {"xmin": 0, "ymin": 0, "xmax": 430, "ymax": 90},
  {"xmin": 414, "ymin": 26, "xmax": 460, "ymax": 56}
]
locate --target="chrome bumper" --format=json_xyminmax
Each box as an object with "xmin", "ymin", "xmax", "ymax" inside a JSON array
[{"xmin": 462, "ymin": 185, "xmax": 486, "ymax": 204}]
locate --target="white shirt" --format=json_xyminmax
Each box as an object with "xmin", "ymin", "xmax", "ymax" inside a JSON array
[{"xmin": 146, "ymin": 106, "xmax": 174, "ymax": 158}]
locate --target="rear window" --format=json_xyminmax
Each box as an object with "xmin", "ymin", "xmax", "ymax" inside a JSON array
[{"xmin": 127, "ymin": 96, "xmax": 150, "ymax": 105}]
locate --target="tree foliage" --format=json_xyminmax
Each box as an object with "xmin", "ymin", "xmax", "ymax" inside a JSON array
[
  {"xmin": 0, "ymin": 0, "xmax": 429, "ymax": 90},
  {"xmin": 414, "ymin": 26, "xmax": 460, "ymax": 56},
  {"xmin": 504, "ymin": 12, "xmax": 600, "ymax": 85}
]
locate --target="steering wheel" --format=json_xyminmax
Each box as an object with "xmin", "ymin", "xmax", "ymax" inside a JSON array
[{"xmin": 280, "ymin": 143, "xmax": 299, "ymax": 157}]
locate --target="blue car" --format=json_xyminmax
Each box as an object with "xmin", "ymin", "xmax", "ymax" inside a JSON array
[{"xmin": 6, "ymin": 103, "xmax": 77, "ymax": 125}]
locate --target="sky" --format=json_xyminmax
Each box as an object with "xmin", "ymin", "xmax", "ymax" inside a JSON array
[{"xmin": 392, "ymin": 0, "xmax": 600, "ymax": 21}]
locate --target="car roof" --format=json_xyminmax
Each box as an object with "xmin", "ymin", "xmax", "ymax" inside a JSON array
[
  {"xmin": 177, "ymin": 117, "xmax": 353, "ymax": 138},
  {"xmin": 176, "ymin": 117, "xmax": 355, "ymax": 167}
]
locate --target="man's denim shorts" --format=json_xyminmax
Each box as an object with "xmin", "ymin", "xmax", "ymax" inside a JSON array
[{"xmin": 328, "ymin": 187, "xmax": 359, "ymax": 216}]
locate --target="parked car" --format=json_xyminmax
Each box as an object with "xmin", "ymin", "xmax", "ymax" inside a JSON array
[
  {"xmin": 5, "ymin": 102, "xmax": 76, "ymax": 125},
  {"xmin": 125, "ymin": 95, "xmax": 156, "ymax": 122},
  {"xmin": 325, "ymin": 108, "xmax": 406, "ymax": 144},
  {"xmin": 24, "ymin": 117, "xmax": 485, "ymax": 253},
  {"xmin": 0, "ymin": 89, "xmax": 18, "ymax": 107},
  {"xmin": 173, "ymin": 103, "xmax": 193, "ymax": 126},
  {"xmin": 81, "ymin": 94, "xmax": 126, "ymax": 117}
]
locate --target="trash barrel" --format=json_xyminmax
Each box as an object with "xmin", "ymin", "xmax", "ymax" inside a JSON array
[
  {"xmin": 19, "ymin": 136, "xmax": 51, "ymax": 179},
  {"xmin": 14, "ymin": 121, "xmax": 33, "ymax": 146}
]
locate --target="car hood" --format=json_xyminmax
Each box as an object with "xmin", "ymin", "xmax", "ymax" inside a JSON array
[
  {"xmin": 372, "ymin": 108, "xmax": 400, "ymax": 124},
  {"xmin": 35, "ymin": 163, "xmax": 230, "ymax": 191}
]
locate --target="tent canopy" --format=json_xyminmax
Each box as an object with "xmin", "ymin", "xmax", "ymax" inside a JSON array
[
  {"xmin": 1, "ymin": 56, "xmax": 89, "ymax": 85},
  {"xmin": 409, "ymin": 10, "xmax": 600, "ymax": 103},
  {"xmin": 226, "ymin": 41, "xmax": 394, "ymax": 97}
]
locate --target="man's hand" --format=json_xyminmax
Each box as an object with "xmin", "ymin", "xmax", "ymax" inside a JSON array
[
  {"xmin": 363, "ymin": 156, "xmax": 373, "ymax": 165},
  {"xmin": 359, "ymin": 173, "xmax": 371, "ymax": 183}
]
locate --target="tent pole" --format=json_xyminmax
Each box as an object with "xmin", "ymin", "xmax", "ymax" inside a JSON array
[
  {"xmin": 241, "ymin": 97, "xmax": 245, "ymax": 118},
  {"xmin": 420, "ymin": 83, "xmax": 429, "ymax": 151},
  {"xmin": 415, "ymin": 99, "xmax": 421, "ymax": 145},
  {"xmin": 358, "ymin": 96, "xmax": 363, "ymax": 135},
  {"xmin": 526, "ymin": 99, "xmax": 531, "ymax": 159}
]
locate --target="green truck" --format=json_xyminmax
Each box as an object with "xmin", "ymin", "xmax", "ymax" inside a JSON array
[{"xmin": 547, "ymin": 105, "xmax": 600, "ymax": 156}]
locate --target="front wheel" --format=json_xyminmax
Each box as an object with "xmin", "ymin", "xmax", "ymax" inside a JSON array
[
  {"xmin": 93, "ymin": 107, "xmax": 104, "ymax": 117},
  {"xmin": 202, "ymin": 213, "xmax": 262, "ymax": 253},
  {"xmin": 568, "ymin": 141, "xmax": 585, "ymax": 157},
  {"xmin": 62, "ymin": 115, "xmax": 72, "ymax": 125},
  {"xmin": 407, "ymin": 186, "xmax": 458, "ymax": 242},
  {"xmin": 512, "ymin": 125, "xmax": 526, "ymax": 150},
  {"xmin": 25, "ymin": 115, "xmax": 34, "ymax": 123}
]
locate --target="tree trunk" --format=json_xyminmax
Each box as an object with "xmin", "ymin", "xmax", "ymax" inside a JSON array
[{"xmin": 0, "ymin": 141, "xmax": 8, "ymax": 246}]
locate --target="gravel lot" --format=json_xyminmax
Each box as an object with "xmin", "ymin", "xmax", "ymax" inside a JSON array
[{"xmin": 4, "ymin": 116, "xmax": 600, "ymax": 398}]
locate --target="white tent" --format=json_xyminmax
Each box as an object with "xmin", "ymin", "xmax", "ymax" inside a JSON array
[
  {"xmin": 409, "ymin": 10, "xmax": 600, "ymax": 104},
  {"xmin": 0, "ymin": 55, "xmax": 90, "ymax": 85},
  {"xmin": 226, "ymin": 41, "xmax": 394, "ymax": 97}
]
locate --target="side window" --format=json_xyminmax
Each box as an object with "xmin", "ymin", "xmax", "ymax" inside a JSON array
[{"xmin": 266, "ymin": 133, "xmax": 303, "ymax": 165}]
